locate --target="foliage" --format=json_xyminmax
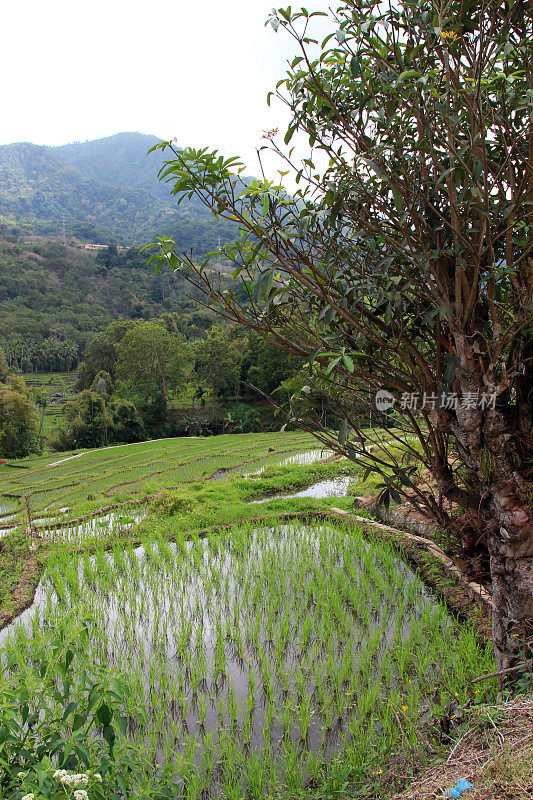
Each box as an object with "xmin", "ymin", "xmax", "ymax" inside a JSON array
[
  {"xmin": 0, "ymin": 133, "xmax": 239, "ymax": 250},
  {"xmin": 195, "ymin": 326, "xmax": 243, "ymax": 412},
  {"xmin": 0, "ymin": 239, "xmax": 213, "ymax": 375},
  {"xmin": 146, "ymin": 0, "xmax": 533, "ymax": 669},
  {"xmin": 51, "ymin": 391, "xmax": 109, "ymax": 451},
  {"xmin": 116, "ymin": 321, "xmax": 188, "ymax": 400},
  {"xmin": 0, "ymin": 621, "xmax": 132, "ymax": 798},
  {"xmin": 90, "ymin": 371, "xmax": 114, "ymax": 400},
  {"xmin": 0, "ymin": 346, "xmax": 8, "ymax": 382},
  {"xmin": 76, "ymin": 320, "xmax": 138, "ymax": 389},
  {"xmin": 108, "ymin": 398, "xmax": 145, "ymax": 443},
  {"xmin": 243, "ymin": 331, "xmax": 301, "ymax": 397},
  {"xmin": 0, "ymin": 376, "xmax": 39, "ymax": 458}
]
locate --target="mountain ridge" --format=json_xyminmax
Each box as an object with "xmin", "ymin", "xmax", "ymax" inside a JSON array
[{"xmin": 0, "ymin": 132, "xmax": 237, "ymax": 251}]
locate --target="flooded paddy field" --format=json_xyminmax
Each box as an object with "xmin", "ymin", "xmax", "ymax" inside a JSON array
[
  {"xmin": 0, "ymin": 431, "xmax": 322, "ymax": 539},
  {"xmin": 250, "ymin": 476, "xmax": 353, "ymax": 504},
  {"xmin": 1, "ymin": 521, "xmax": 493, "ymax": 798}
]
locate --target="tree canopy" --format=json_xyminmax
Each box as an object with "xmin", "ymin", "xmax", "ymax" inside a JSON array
[
  {"xmin": 147, "ymin": 0, "xmax": 533, "ymax": 671},
  {"xmin": 0, "ymin": 376, "xmax": 39, "ymax": 458},
  {"xmin": 116, "ymin": 321, "xmax": 188, "ymax": 400}
]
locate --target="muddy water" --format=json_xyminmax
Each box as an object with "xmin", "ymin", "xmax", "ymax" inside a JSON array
[
  {"xmin": 250, "ymin": 476, "xmax": 353, "ymax": 504},
  {"xmin": 42, "ymin": 506, "xmax": 146, "ymax": 543},
  {"xmin": 0, "ymin": 498, "xmax": 20, "ymax": 537},
  {"xmin": 243, "ymin": 448, "xmax": 333, "ymax": 476}
]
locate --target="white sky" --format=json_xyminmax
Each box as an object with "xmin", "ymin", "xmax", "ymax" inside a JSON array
[{"xmin": 1, "ymin": 0, "xmax": 335, "ymax": 176}]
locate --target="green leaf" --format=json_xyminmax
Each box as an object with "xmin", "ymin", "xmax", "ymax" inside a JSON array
[
  {"xmin": 392, "ymin": 187, "xmax": 404, "ymax": 212},
  {"xmin": 342, "ymin": 354, "xmax": 354, "ymax": 372},
  {"xmin": 444, "ymin": 354, "xmax": 460, "ymax": 386},
  {"xmin": 350, "ymin": 56, "xmax": 360, "ymax": 78},
  {"xmin": 378, "ymin": 488, "xmax": 390, "ymax": 509},
  {"xmin": 96, "ymin": 702, "xmax": 112, "ymax": 727},
  {"xmin": 103, "ymin": 724, "xmax": 116, "ymax": 756},
  {"xmin": 72, "ymin": 714, "xmax": 85, "ymax": 732},
  {"xmin": 284, "ymin": 126, "xmax": 296, "ymax": 145},
  {"xmin": 397, "ymin": 69, "xmax": 421, "ymax": 83},
  {"xmin": 117, "ymin": 775, "xmax": 129, "ymax": 798},
  {"xmin": 116, "ymin": 715, "xmax": 129, "ymax": 736},
  {"xmin": 62, "ymin": 701, "xmax": 77, "ymax": 722},
  {"xmin": 325, "ymin": 356, "xmax": 341, "ymax": 375}
]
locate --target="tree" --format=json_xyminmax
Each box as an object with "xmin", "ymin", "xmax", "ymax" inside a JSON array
[
  {"xmin": 147, "ymin": 0, "xmax": 532, "ymax": 673},
  {"xmin": 116, "ymin": 321, "xmax": 188, "ymax": 400},
  {"xmin": 0, "ymin": 345, "xmax": 8, "ymax": 382},
  {"xmin": 109, "ymin": 398, "xmax": 145, "ymax": 443},
  {"xmin": 194, "ymin": 327, "xmax": 243, "ymax": 419},
  {"xmin": 53, "ymin": 390, "xmax": 109, "ymax": 450},
  {"xmin": 77, "ymin": 320, "xmax": 138, "ymax": 389},
  {"xmin": 0, "ymin": 376, "xmax": 39, "ymax": 458},
  {"xmin": 244, "ymin": 330, "xmax": 301, "ymax": 397}
]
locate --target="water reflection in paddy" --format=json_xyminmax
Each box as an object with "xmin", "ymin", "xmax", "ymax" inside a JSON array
[
  {"xmin": 0, "ymin": 521, "xmax": 485, "ymax": 798},
  {"xmin": 250, "ymin": 476, "xmax": 353, "ymax": 504}
]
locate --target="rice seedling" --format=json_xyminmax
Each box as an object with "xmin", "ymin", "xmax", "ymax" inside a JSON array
[{"xmin": 0, "ymin": 520, "xmax": 495, "ymax": 799}]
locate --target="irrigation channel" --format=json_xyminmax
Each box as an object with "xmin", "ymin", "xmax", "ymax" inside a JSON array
[{"xmin": 0, "ymin": 521, "xmax": 493, "ymax": 798}]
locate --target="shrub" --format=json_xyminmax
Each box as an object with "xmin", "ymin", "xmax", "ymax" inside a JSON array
[{"xmin": 0, "ymin": 377, "xmax": 39, "ymax": 458}]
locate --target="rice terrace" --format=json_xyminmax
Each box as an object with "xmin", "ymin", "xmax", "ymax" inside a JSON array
[
  {"xmin": 1, "ymin": 0, "xmax": 532, "ymax": 798},
  {"xmin": 0, "ymin": 432, "xmax": 500, "ymax": 799}
]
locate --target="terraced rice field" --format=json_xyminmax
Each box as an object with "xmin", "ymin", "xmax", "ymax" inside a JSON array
[
  {"xmin": 0, "ymin": 432, "xmax": 323, "ymax": 537},
  {"xmin": 0, "ymin": 521, "xmax": 493, "ymax": 799}
]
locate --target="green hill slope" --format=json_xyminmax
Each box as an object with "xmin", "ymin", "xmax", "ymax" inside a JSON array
[
  {"xmin": 0, "ymin": 133, "xmax": 238, "ymax": 250},
  {"xmin": 0, "ymin": 238, "xmax": 214, "ymax": 372},
  {"xmin": 54, "ymin": 132, "xmax": 174, "ymax": 202}
]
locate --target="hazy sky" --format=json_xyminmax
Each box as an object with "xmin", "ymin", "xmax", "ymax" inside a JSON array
[{"xmin": 2, "ymin": 0, "xmax": 334, "ymax": 175}]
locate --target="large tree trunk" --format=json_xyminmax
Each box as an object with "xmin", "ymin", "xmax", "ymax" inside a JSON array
[
  {"xmin": 434, "ymin": 333, "xmax": 533, "ymax": 674},
  {"xmin": 488, "ymin": 519, "xmax": 533, "ymax": 673}
]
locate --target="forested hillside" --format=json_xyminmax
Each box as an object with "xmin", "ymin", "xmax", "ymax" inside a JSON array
[
  {"xmin": 0, "ymin": 133, "xmax": 238, "ymax": 250},
  {"xmin": 0, "ymin": 238, "xmax": 216, "ymax": 372},
  {"xmin": 54, "ymin": 133, "xmax": 181, "ymax": 204}
]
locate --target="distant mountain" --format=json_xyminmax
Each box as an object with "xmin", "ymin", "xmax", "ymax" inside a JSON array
[
  {"xmin": 54, "ymin": 133, "xmax": 174, "ymax": 203},
  {"xmin": 0, "ymin": 133, "xmax": 238, "ymax": 253}
]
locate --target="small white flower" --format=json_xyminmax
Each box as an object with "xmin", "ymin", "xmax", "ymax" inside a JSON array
[
  {"xmin": 71, "ymin": 773, "xmax": 89, "ymax": 787},
  {"xmin": 93, "ymin": 772, "xmax": 102, "ymax": 782},
  {"xmin": 21, "ymin": 794, "xmax": 35, "ymax": 800},
  {"xmin": 54, "ymin": 769, "xmax": 68, "ymax": 779},
  {"xmin": 17, "ymin": 772, "xmax": 25, "ymax": 778},
  {"xmin": 74, "ymin": 791, "xmax": 89, "ymax": 800}
]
